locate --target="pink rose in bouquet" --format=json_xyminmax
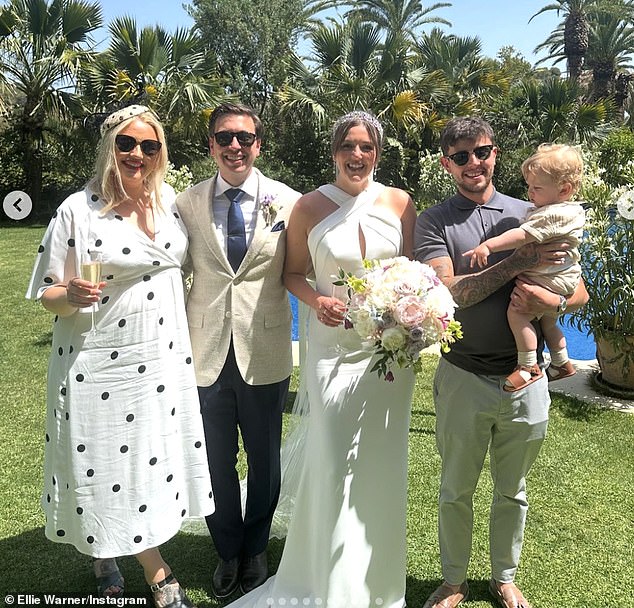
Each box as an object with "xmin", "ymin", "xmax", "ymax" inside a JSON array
[{"xmin": 335, "ymin": 256, "xmax": 463, "ymax": 381}]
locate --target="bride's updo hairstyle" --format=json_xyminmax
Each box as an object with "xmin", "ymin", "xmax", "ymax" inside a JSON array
[{"xmin": 331, "ymin": 111, "xmax": 384, "ymax": 165}]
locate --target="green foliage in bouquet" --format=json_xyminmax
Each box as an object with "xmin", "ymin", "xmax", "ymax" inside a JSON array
[{"xmin": 334, "ymin": 258, "xmax": 462, "ymax": 381}]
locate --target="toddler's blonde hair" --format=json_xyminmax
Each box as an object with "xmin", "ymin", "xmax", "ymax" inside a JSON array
[{"xmin": 521, "ymin": 143, "xmax": 584, "ymax": 194}]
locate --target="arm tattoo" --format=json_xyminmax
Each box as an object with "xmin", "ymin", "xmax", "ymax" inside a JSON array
[{"xmin": 450, "ymin": 250, "xmax": 538, "ymax": 308}]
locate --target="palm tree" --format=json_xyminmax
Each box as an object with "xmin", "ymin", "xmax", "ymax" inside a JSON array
[
  {"xmin": 344, "ymin": 0, "xmax": 451, "ymax": 43},
  {"xmin": 280, "ymin": 22, "xmax": 384, "ymax": 121},
  {"xmin": 412, "ymin": 28, "xmax": 510, "ymax": 121},
  {"xmin": 518, "ymin": 77, "xmax": 613, "ymax": 144},
  {"xmin": 279, "ymin": 20, "xmax": 437, "ymax": 134},
  {"xmin": 340, "ymin": 0, "xmax": 454, "ymax": 132},
  {"xmin": 277, "ymin": 20, "xmax": 448, "ymax": 191},
  {"xmin": 531, "ymin": 0, "xmax": 634, "ymax": 80},
  {"xmin": 485, "ymin": 76, "xmax": 614, "ymax": 198},
  {"xmin": 584, "ymin": 8, "xmax": 634, "ymax": 101},
  {"xmin": 0, "ymin": 0, "xmax": 102, "ymax": 216},
  {"xmin": 80, "ymin": 17, "xmax": 229, "ymax": 143},
  {"xmin": 0, "ymin": 7, "xmax": 18, "ymax": 117},
  {"xmin": 532, "ymin": 2, "xmax": 634, "ymax": 110},
  {"xmin": 614, "ymin": 72, "xmax": 634, "ymax": 114},
  {"xmin": 530, "ymin": 0, "xmax": 598, "ymax": 79},
  {"xmin": 294, "ymin": 0, "xmax": 342, "ymax": 35}
]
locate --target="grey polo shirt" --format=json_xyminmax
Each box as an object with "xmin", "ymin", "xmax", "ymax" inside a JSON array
[{"xmin": 414, "ymin": 189, "xmax": 541, "ymax": 376}]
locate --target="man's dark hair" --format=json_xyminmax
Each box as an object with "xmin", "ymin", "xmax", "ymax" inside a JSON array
[
  {"xmin": 208, "ymin": 103, "xmax": 264, "ymax": 140},
  {"xmin": 439, "ymin": 116, "xmax": 495, "ymax": 154}
]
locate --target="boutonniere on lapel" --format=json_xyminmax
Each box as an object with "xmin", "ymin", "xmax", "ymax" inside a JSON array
[{"xmin": 261, "ymin": 193, "xmax": 279, "ymax": 227}]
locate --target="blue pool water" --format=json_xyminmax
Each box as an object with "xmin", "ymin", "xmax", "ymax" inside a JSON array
[
  {"xmin": 556, "ymin": 319, "xmax": 596, "ymax": 360},
  {"xmin": 290, "ymin": 294, "xmax": 299, "ymax": 340},
  {"xmin": 289, "ymin": 295, "xmax": 596, "ymax": 361}
]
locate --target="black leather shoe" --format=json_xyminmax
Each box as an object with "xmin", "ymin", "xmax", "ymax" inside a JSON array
[
  {"xmin": 239, "ymin": 551, "xmax": 268, "ymax": 594},
  {"xmin": 211, "ymin": 557, "xmax": 240, "ymax": 599}
]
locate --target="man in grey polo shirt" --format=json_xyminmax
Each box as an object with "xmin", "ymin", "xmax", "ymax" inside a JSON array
[{"xmin": 414, "ymin": 117, "xmax": 587, "ymax": 608}]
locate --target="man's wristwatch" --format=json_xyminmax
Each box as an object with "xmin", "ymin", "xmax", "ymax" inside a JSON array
[{"xmin": 556, "ymin": 295, "xmax": 568, "ymax": 314}]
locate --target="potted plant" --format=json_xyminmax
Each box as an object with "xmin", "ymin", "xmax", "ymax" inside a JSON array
[{"xmin": 570, "ymin": 174, "xmax": 634, "ymax": 393}]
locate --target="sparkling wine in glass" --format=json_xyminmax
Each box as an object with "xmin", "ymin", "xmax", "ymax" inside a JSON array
[
  {"xmin": 329, "ymin": 283, "xmax": 350, "ymax": 354},
  {"xmin": 81, "ymin": 251, "xmax": 102, "ymax": 335},
  {"xmin": 331, "ymin": 283, "xmax": 349, "ymax": 322}
]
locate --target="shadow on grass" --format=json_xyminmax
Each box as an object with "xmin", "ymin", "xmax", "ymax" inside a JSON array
[
  {"xmin": 410, "ymin": 409, "xmax": 435, "ymax": 417},
  {"xmin": 0, "ymin": 527, "xmax": 101, "ymax": 595},
  {"xmin": 162, "ymin": 534, "xmax": 286, "ymax": 607},
  {"xmin": 0, "ymin": 527, "xmax": 286, "ymax": 606},
  {"xmin": 410, "ymin": 407, "xmax": 435, "ymax": 435},
  {"xmin": 406, "ymin": 576, "xmax": 497, "ymax": 607},
  {"xmin": 549, "ymin": 392, "xmax": 608, "ymax": 422},
  {"xmin": 33, "ymin": 331, "xmax": 53, "ymax": 348},
  {"xmin": 2, "ymin": 528, "xmax": 502, "ymax": 605}
]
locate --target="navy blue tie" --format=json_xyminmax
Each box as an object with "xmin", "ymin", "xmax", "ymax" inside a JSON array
[{"xmin": 225, "ymin": 188, "xmax": 247, "ymax": 272}]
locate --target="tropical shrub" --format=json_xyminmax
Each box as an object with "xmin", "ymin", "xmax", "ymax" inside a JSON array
[
  {"xmin": 570, "ymin": 159, "xmax": 634, "ymax": 374},
  {"xmin": 165, "ymin": 163, "xmax": 194, "ymax": 193},
  {"xmin": 597, "ymin": 128, "xmax": 634, "ymax": 187},
  {"xmin": 416, "ymin": 151, "xmax": 455, "ymax": 210}
]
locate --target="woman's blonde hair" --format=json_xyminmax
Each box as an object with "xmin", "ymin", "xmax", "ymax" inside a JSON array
[
  {"xmin": 521, "ymin": 143, "xmax": 584, "ymax": 194},
  {"xmin": 89, "ymin": 109, "xmax": 168, "ymax": 213}
]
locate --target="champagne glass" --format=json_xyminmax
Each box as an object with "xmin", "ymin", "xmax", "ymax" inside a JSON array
[
  {"xmin": 81, "ymin": 251, "xmax": 102, "ymax": 335},
  {"xmin": 331, "ymin": 283, "xmax": 349, "ymax": 321},
  {"xmin": 329, "ymin": 283, "xmax": 350, "ymax": 354}
]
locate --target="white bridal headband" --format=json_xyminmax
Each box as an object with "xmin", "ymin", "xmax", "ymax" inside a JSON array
[{"xmin": 333, "ymin": 111, "xmax": 384, "ymax": 140}]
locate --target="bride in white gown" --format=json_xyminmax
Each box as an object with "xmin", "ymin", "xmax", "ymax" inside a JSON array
[{"xmin": 225, "ymin": 111, "xmax": 417, "ymax": 608}]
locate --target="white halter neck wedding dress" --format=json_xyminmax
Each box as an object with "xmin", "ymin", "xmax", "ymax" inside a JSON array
[{"xmin": 227, "ymin": 181, "xmax": 415, "ymax": 608}]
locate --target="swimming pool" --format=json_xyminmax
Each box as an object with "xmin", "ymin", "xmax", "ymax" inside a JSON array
[{"xmin": 556, "ymin": 319, "xmax": 596, "ymax": 360}]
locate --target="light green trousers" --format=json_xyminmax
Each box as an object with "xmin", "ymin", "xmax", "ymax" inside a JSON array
[{"xmin": 433, "ymin": 356, "xmax": 550, "ymax": 584}]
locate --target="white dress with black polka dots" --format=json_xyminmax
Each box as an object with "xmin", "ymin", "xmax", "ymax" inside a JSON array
[{"xmin": 26, "ymin": 185, "xmax": 214, "ymax": 558}]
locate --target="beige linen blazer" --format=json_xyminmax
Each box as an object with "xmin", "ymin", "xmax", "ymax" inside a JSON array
[{"xmin": 176, "ymin": 168, "xmax": 301, "ymax": 387}]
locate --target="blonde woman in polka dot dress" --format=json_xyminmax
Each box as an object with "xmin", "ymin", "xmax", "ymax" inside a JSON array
[{"xmin": 27, "ymin": 105, "xmax": 214, "ymax": 608}]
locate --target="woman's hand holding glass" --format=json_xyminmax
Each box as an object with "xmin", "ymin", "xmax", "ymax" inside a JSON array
[
  {"xmin": 67, "ymin": 263, "xmax": 104, "ymax": 308},
  {"xmin": 66, "ymin": 276, "xmax": 105, "ymax": 307},
  {"xmin": 66, "ymin": 252, "xmax": 105, "ymax": 334},
  {"xmin": 315, "ymin": 288, "xmax": 347, "ymax": 327}
]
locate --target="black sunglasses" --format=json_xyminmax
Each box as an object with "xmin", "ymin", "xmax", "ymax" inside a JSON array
[
  {"xmin": 445, "ymin": 145, "xmax": 494, "ymax": 166},
  {"xmin": 115, "ymin": 134, "xmax": 162, "ymax": 156},
  {"xmin": 213, "ymin": 130, "xmax": 257, "ymax": 147}
]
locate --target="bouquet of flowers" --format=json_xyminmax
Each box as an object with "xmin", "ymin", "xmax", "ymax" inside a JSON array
[{"xmin": 335, "ymin": 256, "xmax": 462, "ymax": 381}]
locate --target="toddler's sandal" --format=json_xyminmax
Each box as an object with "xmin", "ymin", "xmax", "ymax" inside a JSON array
[{"xmin": 503, "ymin": 364, "xmax": 543, "ymax": 392}]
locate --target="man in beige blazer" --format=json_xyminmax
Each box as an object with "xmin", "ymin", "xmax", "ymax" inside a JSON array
[{"xmin": 176, "ymin": 103, "xmax": 301, "ymax": 599}]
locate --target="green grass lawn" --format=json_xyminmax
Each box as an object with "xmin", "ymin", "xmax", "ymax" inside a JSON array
[{"xmin": 1, "ymin": 226, "xmax": 633, "ymax": 607}]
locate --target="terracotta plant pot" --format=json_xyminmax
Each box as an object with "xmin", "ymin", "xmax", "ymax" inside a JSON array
[{"xmin": 595, "ymin": 333, "xmax": 634, "ymax": 390}]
